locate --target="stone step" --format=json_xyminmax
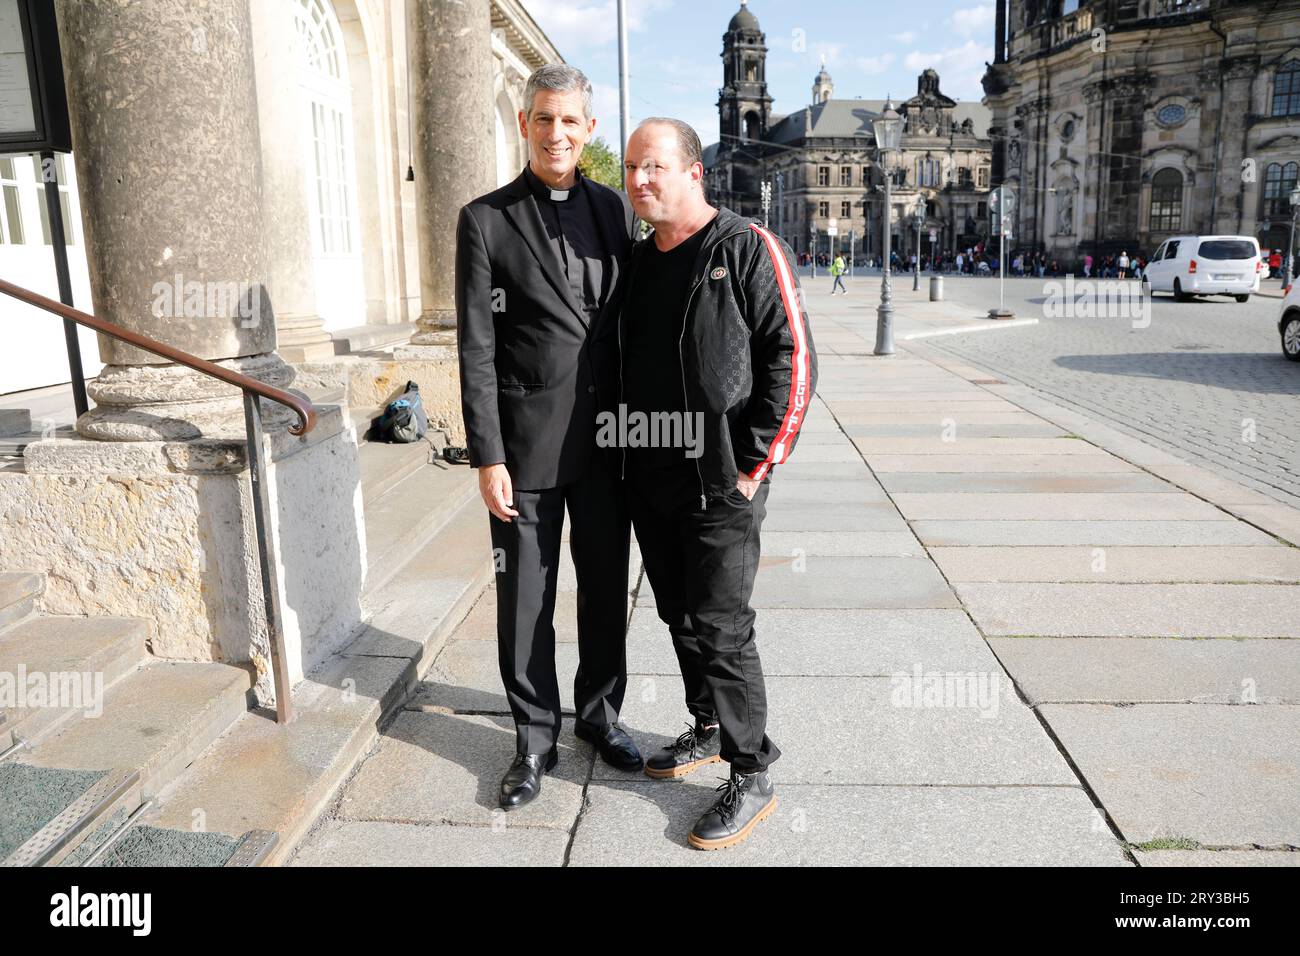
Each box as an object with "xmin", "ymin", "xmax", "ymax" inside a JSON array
[
  {"xmin": 358, "ymin": 436, "xmax": 437, "ymax": 504},
  {"xmin": 331, "ymin": 321, "xmax": 416, "ymax": 355},
  {"xmin": 0, "ymin": 408, "xmax": 31, "ymax": 437},
  {"xmin": 109, "ymin": 490, "xmax": 493, "ymax": 866},
  {"xmin": 0, "ymin": 659, "xmax": 253, "ymax": 866},
  {"xmin": 0, "ymin": 615, "xmax": 148, "ymax": 753},
  {"xmin": 363, "ymin": 461, "xmax": 477, "ymax": 596},
  {"xmin": 0, "ymin": 571, "xmax": 44, "ymax": 633},
  {"xmin": 0, "ymin": 424, "xmax": 75, "ymax": 458}
]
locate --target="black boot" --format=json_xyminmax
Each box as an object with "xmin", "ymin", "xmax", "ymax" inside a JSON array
[
  {"xmin": 644, "ymin": 719, "xmax": 721, "ymax": 779},
  {"xmin": 688, "ymin": 767, "xmax": 777, "ymax": 850},
  {"xmin": 498, "ymin": 747, "xmax": 559, "ymax": 810}
]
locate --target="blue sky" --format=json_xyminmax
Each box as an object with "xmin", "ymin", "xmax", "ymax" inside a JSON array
[{"xmin": 521, "ymin": 0, "xmax": 996, "ymax": 149}]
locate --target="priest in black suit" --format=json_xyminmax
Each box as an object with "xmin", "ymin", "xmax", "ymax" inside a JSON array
[{"xmin": 455, "ymin": 64, "xmax": 643, "ymax": 809}]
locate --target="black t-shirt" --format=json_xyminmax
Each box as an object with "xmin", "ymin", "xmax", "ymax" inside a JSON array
[{"xmin": 623, "ymin": 223, "xmax": 711, "ymax": 469}]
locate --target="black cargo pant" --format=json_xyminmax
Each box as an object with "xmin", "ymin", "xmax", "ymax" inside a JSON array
[
  {"xmin": 490, "ymin": 451, "xmax": 631, "ymax": 755},
  {"xmin": 626, "ymin": 464, "xmax": 780, "ymax": 774}
]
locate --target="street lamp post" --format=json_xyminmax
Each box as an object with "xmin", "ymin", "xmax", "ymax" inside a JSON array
[
  {"xmin": 912, "ymin": 198, "xmax": 926, "ymax": 292},
  {"xmin": 761, "ymin": 180, "xmax": 772, "ymax": 229},
  {"xmin": 873, "ymin": 98, "xmax": 903, "ymax": 356},
  {"xmin": 1287, "ymin": 187, "xmax": 1300, "ymax": 286}
]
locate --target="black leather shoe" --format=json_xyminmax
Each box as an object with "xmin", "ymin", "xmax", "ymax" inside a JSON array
[
  {"xmin": 645, "ymin": 719, "xmax": 721, "ymax": 779},
  {"xmin": 687, "ymin": 768, "xmax": 777, "ymax": 850},
  {"xmin": 574, "ymin": 722, "xmax": 644, "ymax": 771},
  {"xmin": 498, "ymin": 747, "xmax": 558, "ymax": 810}
]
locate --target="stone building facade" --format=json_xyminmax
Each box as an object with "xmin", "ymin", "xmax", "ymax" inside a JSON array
[
  {"xmin": 982, "ymin": 0, "xmax": 1300, "ymax": 265},
  {"xmin": 1, "ymin": 0, "xmax": 556, "ymax": 396},
  {"xmin": 703, "ymin": 2, "xmax": 993, "ymax": 262},
  {"xmin": 0, "ymin": 0, "xmax": 561, "ymax": 699}
]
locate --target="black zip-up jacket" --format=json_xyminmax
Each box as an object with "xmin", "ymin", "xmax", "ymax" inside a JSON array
[{"xmin": 614, "ymin": 205, "xmax": 817, "ymax": 505}]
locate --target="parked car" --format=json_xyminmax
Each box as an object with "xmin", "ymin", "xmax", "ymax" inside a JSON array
[
  {"xmin": 1280, "ymin": 277, "xmax": 1300, "ymax": 362},
  {"xmin": 1141, "ymin": 235, "xmax": 1262, "ymax": 303}
]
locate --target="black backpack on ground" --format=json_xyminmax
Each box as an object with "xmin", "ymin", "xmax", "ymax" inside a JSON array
[{"xmin": 377, "ymin": 380, "xmax": 428, "ymax": 443}]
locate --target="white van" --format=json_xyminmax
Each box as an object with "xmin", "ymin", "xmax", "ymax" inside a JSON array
[{"xmin": 1141, "ymin": 235, "xmax": 1262, "ymax": 303}]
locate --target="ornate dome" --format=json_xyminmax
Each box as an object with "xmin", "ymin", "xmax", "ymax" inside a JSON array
[{"xmin": 728, "ymin": 0, "xmax": 760, "ymax": 32}]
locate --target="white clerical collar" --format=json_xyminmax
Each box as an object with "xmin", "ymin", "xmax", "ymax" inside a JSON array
[{"xmin": 549, "ymin": 187, "xmax": 570, "ymax": 202}]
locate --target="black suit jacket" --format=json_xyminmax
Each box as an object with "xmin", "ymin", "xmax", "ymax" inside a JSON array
[{"xmin": 456, "ymin": 168, "xmax": 634, "ymax": 491}]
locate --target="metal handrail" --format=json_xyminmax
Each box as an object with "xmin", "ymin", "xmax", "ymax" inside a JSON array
[{"xmin": 0, "ymin": 277, "xmax": 314, "ymax": 723}]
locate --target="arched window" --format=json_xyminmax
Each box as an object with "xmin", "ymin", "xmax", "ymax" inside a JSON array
[
  {"xmin": 294, "ymin": 0, "xmax": 353, "ymax": 256},
  {"xmin": 1149, "ymin": 168, "xmax": 1182, "ymax": 232},
  {"xmin": 1263, "ymin": 162, "xmax": 1299, "ymax": 218},
  {"xmin": 1273, "ymin": 61, "xmax": 1300, "ymax": 117},
  {"xmin": 294, "ymin": 0, "xmax": 343, "ymax": 79},
  {"xmin": 743, "ymin": 111, "xmax": 760, "ymax": 142}
]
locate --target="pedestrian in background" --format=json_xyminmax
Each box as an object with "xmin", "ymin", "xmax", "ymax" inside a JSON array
[{"xmin": 830, "ymin": 253, "xmax": 847, "ymax": 294}]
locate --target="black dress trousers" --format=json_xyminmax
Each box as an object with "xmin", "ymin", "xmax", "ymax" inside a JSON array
[
  {"xmin": 489, "ymin": 449, "xmax": 631, "ymax": 755},
  {"xmin": 626, "ymin": 465, "xmax": 780, "ymax": 774}
]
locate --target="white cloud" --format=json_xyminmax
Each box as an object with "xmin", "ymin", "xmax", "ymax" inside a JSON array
[
  {"xmin": 903, "ymin": 40, "xmax": 993, "ymax": 99},
  {"xmin": 521, "ymin": 0, "xmax": 673, "ymax": 53},
  {"xmin": 950, "ymin": 3, "xmax": 995, "ymax": 39},
  {"xmin": 856, "ymin": 53, "xmax": 895, "ymax": 76},
  {"xmin": 893, "ymin": 30, "xmax": 917, "ymax": 44}
]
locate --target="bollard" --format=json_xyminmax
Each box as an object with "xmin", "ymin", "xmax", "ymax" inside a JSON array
[{"xmin": 929, "ymin": 275, "xmax": 943, "ymax": 301}]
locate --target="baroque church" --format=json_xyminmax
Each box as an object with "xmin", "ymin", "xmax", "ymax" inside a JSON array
[
  {"xmin": 703, "ymin": 1, "xmax": 994, "ymax": 262},
  {"xmin": 982, "ymin": 0, "xmax": 1300, "ymax": 264}
]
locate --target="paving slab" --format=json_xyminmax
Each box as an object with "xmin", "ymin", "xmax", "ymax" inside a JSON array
[
  {"xmin": 876, "ymin": 472, "xmax": 1178, "ymax": 494},
  {"xmin": 761, "ymin": 530, "xmax": 924, "ymax": 556},
  {"xmin": 568, "ymin": 780, "xmax": 1127, "ymax": 866},
  {"xmin": 407, "ymin": 640, "xmax": 582, "ymax": 714},
  {"xmin": 853, "ymin": 437, "xmax": 1111, "ymax": 457},
  {"xmin": 335, "ymin": 711, "xmax": 591, "ymax": 830},
  {"xmin": 625, "ymin": 607, "xmax": 999, "ymax": 676},
  {"xmin": 291, "ymin": 819, "xmax": 569, "ymax": 867},
  {"xmin": 765, "ymin": 479, "xmax": 889, "ymax": 505},
  {"xmin": 891, "ymin": 493, "xmax": 1229, "ymax": 522},
  {"xmin": 638, "ymin": 556, "xmax": 959, "ymax": 609},
  {"xmin": 844, "ymin": 423, "xmax": 1068, "ymax": 439},
  {"xmin": 911, "ymin": 520, "xmax": 1279, "ymax": 547},
  {"xmin": 870, "ymin": 455, "xmax": 1140, "ymax": 474},
  {"xmin": 955, "ymin": 583, "xmax": 1299, "ymax": 637},
  {"xmin": 1037, "ymin": 703, "xmax": 1300, "ymax": 846},
  {"xmin": 990, "ymin": 637, "xmax": 1300, "ymax": 704},
  {"xmin": 931, "ymin": 546, "xmax": 1300, "ymax": 584},
  {"xmin": 759, "ymin": 501, "xmax": 911, "ymax": 532},
  {"xmin": 600, "ymin": 675, "xmax": 1077, "ymax": 786}
]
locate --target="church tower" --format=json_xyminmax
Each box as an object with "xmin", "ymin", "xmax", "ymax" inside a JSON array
[
  {"xmin": 718, "ymin": 1, "xmax": 772, "ymax": 148},
  {"xmin": 812, "ymin": 57, "xmax": 833, "ymax": 104}
]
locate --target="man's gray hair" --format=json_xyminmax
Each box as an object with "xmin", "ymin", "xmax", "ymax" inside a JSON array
[
  {"xmin": 524, "ymin": 64, "xmax": 593, "ymax": 120},
  {"xmin": 637, "ymin": 117, "xmax": 703, "ymax": 168}
]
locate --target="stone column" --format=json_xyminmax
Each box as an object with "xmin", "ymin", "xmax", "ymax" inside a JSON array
[
  {"xmin": 57, "ymin": 0, "xmax": 296, "ymax": 440},
  {"xmin": 1214, "ymin": 58, "xmax": 1260, "ymax": 235},
  {"xmin": 249, "ymin": 0, "xmax": 334, "ymax": 364},
  {"xmin": 405, "ymin": 0, "xmax": 495, "ymax": 346}
]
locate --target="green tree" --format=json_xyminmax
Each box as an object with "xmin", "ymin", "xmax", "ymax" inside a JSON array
[{"xmin": 578, "ymin": 135, "xmax": 623, "ymax": 190}]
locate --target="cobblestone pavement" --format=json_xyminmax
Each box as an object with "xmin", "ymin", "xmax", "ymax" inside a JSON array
[{"xmin": 892, "ymin": 276, "xmax": 1299, "ymax": 510}]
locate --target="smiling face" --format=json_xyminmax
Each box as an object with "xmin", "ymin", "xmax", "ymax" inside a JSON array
[
  {"xmin": 624, "ymin": 123, "xmax": 703, "ymax": 228},
  {"xmin": 519, "ymin": 88, "xmax": 594, "ymax": 190}
]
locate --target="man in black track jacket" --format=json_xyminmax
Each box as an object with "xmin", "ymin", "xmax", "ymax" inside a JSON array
[{"xmin": 614, "ymin": 117, "xmax": 817, "ymax": 851}]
